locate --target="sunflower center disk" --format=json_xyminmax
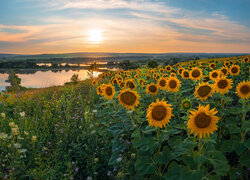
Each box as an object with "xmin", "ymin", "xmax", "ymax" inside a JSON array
[
  {"xmin": 212, "ymin": 72, "xmax": 218, "ymax": 78},
  {"xmin": 106, "ymin": 87, "xmax": 113, "ymax": 96},
  {"xmin": 195, "ymin": 112, "xmax": 211, "ymax": 128},
  {"xmin": 198, "ymin": 85, "xmax": 211, "ymax": 97},
  {"xmin": 218, "ymin": 80, "xmax": 228, "ymax": 89},
  {"xmin": 192, "ymin": 70, "xmax": 200, "ymax": 78},
  {"xmin": 127, "ymin": 82, "xmax": 135, "ymax": 89},
  {"xmin": 169, "ymin": 80, "xmax": 177, "ymax": 89},
  {"xmin": 152, "ymin": 105, "xmax": 167, "ymax": 121},
  {"xmin": 149, "ymin": 85, "xmax": 157, "ymax": 93},
  {"xmin": 240, "ymin": 85, "xmax": 250, "ymax": 95},
  {"xmin": 221, "ymin": 69, "xmax": 227, "ymax": 75},
  {"xmin": 160, "ymin": 80, "xmax": 166, "ymax": 87},
  {"xmin": 184, "ymin": 72, "xmax": 189, "ymax": 77},
  {"xmin": 120, "ymin": 92, "xmax": 137, "ymax": 106},
  {"xmin": 231, "ymin": 67, "xmax": 238, "ymax": 73}
]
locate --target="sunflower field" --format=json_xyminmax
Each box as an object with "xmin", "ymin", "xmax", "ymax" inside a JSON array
[{"xmin": 92, "ymin": 56, "xmax": 250, "ymax": 179}]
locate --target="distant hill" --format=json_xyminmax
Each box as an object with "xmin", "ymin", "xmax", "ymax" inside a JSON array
[{"xmin": 0, "ymin": 52, "xmax": 249, "ymax": 63}]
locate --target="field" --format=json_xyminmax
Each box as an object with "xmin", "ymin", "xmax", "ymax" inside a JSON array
[{"xmin": 0, "ymin": 56, "xmax": 249, "ymax": 179}]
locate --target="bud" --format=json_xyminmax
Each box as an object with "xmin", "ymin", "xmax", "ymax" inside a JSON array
[
  {"xmin": 131, "ymin": 153, "xmax": 136, "ymax": 159},
  {"xmin": 32, "ymin": 136, "xmax": 37, "ymax": 142},
  {"xmin": 1, "ymin": 113, "xmax": 6, "ymax": 118},
  {"xmin": 94, "ymin": 158, "xmax": 99, "ymax": 163},
  {"xmin": 20, "ymin": 112, "xmax": 25, "ymax": 117},
  {"xmin": 117, "ymin": 172, "xmax": 124, "ymax": 179}
]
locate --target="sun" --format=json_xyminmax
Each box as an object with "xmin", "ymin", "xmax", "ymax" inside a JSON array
[{"xmin": 87, "ymin": 29, "xmax": 103, "ymax": 44}]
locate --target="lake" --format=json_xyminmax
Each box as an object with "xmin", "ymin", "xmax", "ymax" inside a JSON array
[{"xmin": 0, "ymin": 69, "xmax": 109, "ymax": 92}]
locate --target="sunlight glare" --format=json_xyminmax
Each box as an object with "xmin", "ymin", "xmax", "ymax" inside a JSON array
[{"xmin": 87, "ymin": 29, "xmax": 103, "ymax": 44}]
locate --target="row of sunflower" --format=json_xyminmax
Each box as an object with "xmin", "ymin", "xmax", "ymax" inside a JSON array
[{"xmin": 90, "ymin": 56, "xmax": 249, "ymax": 179}]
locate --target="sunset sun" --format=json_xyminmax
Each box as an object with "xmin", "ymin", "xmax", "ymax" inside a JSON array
[{"xmin": 87, "ymin": 29, "xmax": 103, "ymax": 44}]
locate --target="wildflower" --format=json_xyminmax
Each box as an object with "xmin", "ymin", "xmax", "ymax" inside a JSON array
[
  {"xmin": 1, "ymin": 113, "xmax": 6, "ymax": 118},
  {"xmin": 20, "ymin": 112, "xmax": 25, "ymax": 117},
  {"xmin": 94, "ymin": 158, "xmax": 99, "ymax": 163},
  {"xmin": 11, "ymin": 128, "xmax": 19, "ymax": 136},
  {"xmin": 9, "ymin": 122, "xmax": 16, "ymax": 128},
  {"xmin": 32, "ymin": 136, "xmax": 37, "ymax": 142}
]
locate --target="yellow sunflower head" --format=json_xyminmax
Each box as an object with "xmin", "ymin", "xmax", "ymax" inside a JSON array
[
  {"xmin": 181, "ymin": 99, "xmax": 192, "ymax": 110},
  {"xmin": 92, "ymin": 79, "xmax": 98, "ymax": 86},
  {"xmin": 178, "ymin": 68, "xmax": 184, "ymax": 75},
  {"xmin": 190, "ymin": 67, "xmax": 203, "ymax": 80},
  {"xmin": 170, "ymin": 73, "xmax": 176, "ymax": 77},
  {"xmin": 97, "ymin": 84, "xmax": 106, "ymax": 95},
  {"xmin": 165, "ymin": 65, "xmax": 172, "ymax": 72},
  {"xmin": 146, "ymin": 99, "xmax": 173, "ymax": 128},
  {"xmin": 146, "ymin": 83, "xmax": 158, "ymax": 95},
  {"xmin": 146, "ymin": 74, "xmax": 151, "ymax": 80},
  {"xmin": 118, "ymin": 89, "xmax": 140, "ymax": 110},
  {"xmin": 194, "ymin": 83, "xmax": 214, "ymax": 101},
  {"xmin": 181, "ymin": 70, "xmax": 190, "ymax": 79},
  {"xmin": 119, "ymin": 82, "xmax": 125, "ymax": 89},
  {"xmin": 209, "ymin": 63, "xmax": 216, "ymax": 69},
  {"xmin": 187, "ymin": 104, "xmax": 219, "ymax": 139},
  {"xmin": 159, "ymin": 68, "xmax": 165, "ymax": 73},
  {"xmin": 157, "ymin": 78, "xmax": 167, "ymax": 90},
  {"xmin": 166, "ymin": 77, "xmax": 181, "ymax": 92},
  {"xmin": 125, "ymin": 79, "xmax": 136, "ymax": 90},
  {"xmin": 202, "ymin": 76, "xmax": 210, "ymax": 83},
  {"xmin": 229, "ymin": 65, "xmax": 240, "ymax": 76},
  {"xmin": 235, "ymin": 81, "xmax": 250, "ymax": 99},
  {"xmin": 214, "ymin": 76, "xmax": 233, "ymax": 94},
  {"xmin": 243, "ymin": 57, "xmax": 249, "ymax": 63},
  {"xmin": 220, "ymin": 67, "xmax": 228, "ymax": 76},
  {"xmin": 209, "ymin": 70, "xmax": 221, "ymax": 81},
  {"xmin": 103, "ymin": 84, "xmax": 116, "ymax": 100}
]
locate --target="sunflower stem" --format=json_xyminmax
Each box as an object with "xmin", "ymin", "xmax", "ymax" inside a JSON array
[{"xmin": 241, "ymin": 100, "xmax": 246, "ymax": 143}]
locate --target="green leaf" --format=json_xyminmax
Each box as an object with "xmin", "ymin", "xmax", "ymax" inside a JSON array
[
  {"xmin": 239, "ymin": 150, "xmax": 250, "ymax": 168},
  {"xmin": 153, "ymin": 147, "xmax": 171, "ymax": 164},
  {"xmin": 135, "ymin": 156, "xmax": 157, "ymax": 175},
  {"xmin": 163, "ymin": 162, "xmax": 182, "ymax": 180},
  {"xmin": 244, "ymin": 139, "xmax": 250, "ymax": 149},
  {"xmin": 207, "ymin": 151, "xmax": 229, "ymax": 176}
]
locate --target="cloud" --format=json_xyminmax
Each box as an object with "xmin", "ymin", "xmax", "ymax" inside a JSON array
[{"xmin": 0, "ymin": 0, "xmax": 250, "ymax": 53}]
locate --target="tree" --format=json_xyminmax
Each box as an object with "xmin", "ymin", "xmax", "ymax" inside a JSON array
[
  {"xmin": 71, "ymin": 74, "xmax": 79, "ymax": 84},
  {"xmin": 5, "ymin": 70, "xmax": 22, "ymax": 92},
  {"xmin": 147, "ymin": 60, "xmax": 158, "ymax": 68}
]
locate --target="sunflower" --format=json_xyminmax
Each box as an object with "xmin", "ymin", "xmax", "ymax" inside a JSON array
[
  {"xmin": 187, "ymin": 104, "xmax": 219, "ymax": 139},
  {"xmin": 243, "ymin": 57, "xmax": 249, "ymax": 63},
  {"xmin": 202, "ymin": 76, "xmax": 210, "ymax": 83},
  {"xmin": 181, "ymin": 99, "xmax": 192, "ymax": 110},
  {"xmin": 92, "ymin": 79, "xmax": 98, "ymax": 86},
  {"xmin": 116, "ymin": 75, "xmax": 123, "ymax": 82},
  {"xmin": 170, "ymin": 73, "xmax": 176, "ymax": 77},
  {"xmin": 97, "ymin": 84, "xmax": 106, "ymax": 95},
  {"xmin": 166, "ymin": 77, "xmax": 180, "ymax": 92},
  {"xmin": 165, "ymin": 65, "xmax": 172, "ymax": 72},
  {"xmin": 134, "ymin": 74, "xmax": 139, "ymax": 79},
  {"xmin": 224, "ymin": 61, "xmax": 230, "ymax": 67},
  {"xmin": 229, "ymin": 65, "xmax": 240, "ymax": 76},
  {"xmin": 177, "ymin": 68, "xmax": 184, "ymax": 75},
  {"xmin": 146, "ymin": 99, "xmax": 173, "ymax": 128},
  {"xmin": 157, "ymin": 78, "xmax": 167, "ymax": 90},
  {"xmin": 209, "ymin": 70, "xmax": 221, "ymax": 81},
  {"xmin": 235, "ymin": 81, "xmax": 250, "ymax": 99},
  {"xmin": 214, "ymin": 76, "xmax": 233, "ymax": 94},
  {"xmin": 103, "ymin": 84, "xmax": 116, "ymax": 100},
  {"xmin": 220, "ymin": 67, "xmax": 228, "ymax": 76},
  {"xmin": 146, "ymin": 83, "xmax": 158, "ymax": 95},
  {"xmin": 194, "ymin": 83, "xmax": 214, "ymax": 101},
  {"xmin": 159, "ymin": 68, "xmax": 165, "ymax": 73},
  {"xmin": 190, "ymin": 67, "xmax": 203, "ymax": 80},
  {"xmin": 146, "ymin": 74, "xmax": 151, "ymax": 80},
  {"xmin": 111, "ymin": 78, "xmax": 118, "ymax": 85},
  {"xmin": 209, "ymin": 63, "xmax": 216, "ymax": 69},
  {"xmin": 181, "ymin": 70, "xmax": 189, "ymax": 79},
  {"xmin": 118, "ymin": 89, "xmax": 140, "ymax": 110},
  {"xmin": 125, "ymin": 79, "xmax": 136, "ymax": 90}
]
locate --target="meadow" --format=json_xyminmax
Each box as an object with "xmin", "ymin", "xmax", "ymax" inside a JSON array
[{"xmin": 0, "ymin": 56, "xmax": 249, "ymax": 179}]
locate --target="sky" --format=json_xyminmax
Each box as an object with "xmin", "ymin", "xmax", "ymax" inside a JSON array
[{"xmin": 0, "ymin": 0, "xmax": 250, "ymax": 54}]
